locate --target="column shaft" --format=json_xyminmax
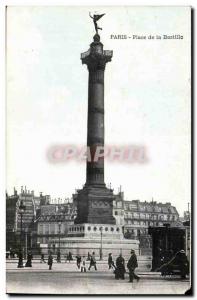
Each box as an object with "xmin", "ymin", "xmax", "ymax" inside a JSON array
[{"xmin": 86, "ymin": 69, "xmax": 105, "ymax": 185}]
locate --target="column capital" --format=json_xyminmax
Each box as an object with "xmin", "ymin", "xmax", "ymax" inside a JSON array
[{"xmin": 81, "ymin": 35, "xmax": 113, "ymax": 71}]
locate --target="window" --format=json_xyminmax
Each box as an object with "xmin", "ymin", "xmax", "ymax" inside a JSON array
[
  {"xmin": 50, "ymin": 223, "xmax": 55, "ymax": 234},
  {"xmin": 39, "ymin": 224, "xmax": 43, "ymax": 234},
  {"xmin": 133, "ymin": 213, "xmax": 139, "ymax": 218},
  {"xmin": 88, "ymin": 226, "xmax": 91, "ymax": 231},
  {"xmin": 115, "ymin": 211, "xmax": 118, "ymax": 216},
  {"xmin": 117, "ymin": 202, "xmax": 122, "ymax": 208},
  {"xmin": 45, "ymin": 224, "xmax": 49, "ymax": 234}
]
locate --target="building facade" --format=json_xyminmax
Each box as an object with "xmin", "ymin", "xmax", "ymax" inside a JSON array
[
  {"xmin": 35, "ymin": 203, "xmax": 75, "ymax": 253},
  {"xmin": 113, "ymin": 196, "xmax": 179, "ymax": 254},
  {"xmin": 6, "ymin": 186, "xmax": 180, "ymax": 255},
  {"xmin": 6, "ymin": 188, "xmax": 19, "ymax": 251}
]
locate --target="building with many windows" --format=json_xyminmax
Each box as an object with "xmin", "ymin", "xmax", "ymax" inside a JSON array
[
  {"xmin": 6, "ymin": 186, "xmax": 180, "ymax": 255},
  {"xmin": 6, "ymin": 188, "xmax": 19, "ymax": 252},
  {"xmin": 113, "ymin": 195, "xmax": 179, "ymax": 254},
  {"xmin": 35, "ymin": 202, "xmax": 76, "ymax": 253}
]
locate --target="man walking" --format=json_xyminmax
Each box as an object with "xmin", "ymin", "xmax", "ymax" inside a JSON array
[
  {"xmin": 115, "ymin": 253, "xmax": 126, "ymax": 279},
  {"xmin": 40, "ymin": 253, "xmax": 46, "ymax": 263},
  {"xmin": 48, "ymin": 252, "xmax": 53, "ymax": 270},
  {"xmin": 76, "ymin": 255, "xmax": 82, "ymax": 269},
  {"xmin": 127, "ymin": 250, "xmax": 140, "ymax": 283},
  {"xmin": 108, "ymin": 253, "xmax": 113, "ymax": 269},
  {"xmin": 57, "ymin": 251, "xmax": 61, "ymax": 263},
  {"xmin": 25, "ymin": 251, "xmax": 33, "ymax": 267},
  {"xmin": 88, "ymin": 252, "xmax": 97, "ymax": 270}
]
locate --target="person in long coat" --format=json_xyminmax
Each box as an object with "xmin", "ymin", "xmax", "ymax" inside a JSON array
[
  {"xmin": 25, "ymin": 251, "xmax": 33, "ymax": 267},
  {"xmin": 108, "ymin": 253, "xmax": 113, "ymax": 269},
  {"xmin": 115, "ymin": 254, "xmax": 126, "ymax": 279},
  {"xmin": 76, "ymin": 255, "xmax": 82, "ymax": 269},
  {"xmin": 17, "ymin": 250, "xmax": 23, "ymax": 268},
  {"xmin": 127, "ymin": 250, "xmax": 140, "ymax": 282},
  {"xmin": 88, "ymin": 252, "xmax": 97, "ymax": 270},
  {"xmin": 40, "ymin": 253, "xmax": 46, "ymax": 263},
  {"xmin": 48, "ymin": 253, "xmax": 53, "ymax": 270}
]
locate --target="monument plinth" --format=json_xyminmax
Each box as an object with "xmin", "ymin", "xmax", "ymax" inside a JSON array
[{"xmin": 74, "ymin": 34, "xmax": 116, "ymax": 225}]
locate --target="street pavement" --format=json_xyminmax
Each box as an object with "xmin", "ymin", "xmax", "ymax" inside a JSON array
[{"xmin": 6, "ymin": 260, "xmax": 191, "ymax": 295}]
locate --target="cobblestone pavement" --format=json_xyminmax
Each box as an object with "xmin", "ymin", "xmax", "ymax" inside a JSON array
[{"xmin": 6, "ymin": 261, "xmax": 191, "ymax": 295}]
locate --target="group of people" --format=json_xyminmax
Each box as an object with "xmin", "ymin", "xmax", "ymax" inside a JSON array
[
  {"xmin": 75, "ymin": 250, "xmax": 140, "ymax": 283},
  {"xmin": 41, "ymin": 249, "xmax": 140, "ymax": 280},
  {"xmin": 17, "ymin": 249, "xmax": 140, "ymax": 282},
  {"xmin": 17, "ymin": 251, "xmax": 33, "ymax": 268},
  {"xmin": 46, "ymin": 251, "xmax": 97, "ymax": 271},
  {"xmin": 17, "ymin": 248, "xmax": 189, "ymax": 280},
  {"xmin": 108, "ymin": 250, "xmax": 140, "ymax": 283},
  {"xmin": 76, "ymin": 252, "xmax": 97, "ymax": 272}
]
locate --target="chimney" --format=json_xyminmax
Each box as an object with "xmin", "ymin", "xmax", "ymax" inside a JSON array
[{"xmin": 14, "ymin": 187, "xmax": 17, "ymax": 196}]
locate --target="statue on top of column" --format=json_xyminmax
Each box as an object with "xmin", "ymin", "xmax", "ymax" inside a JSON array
[{"xmin": 89, "ymin": 12, "xmax": 105, "ymax": 34}]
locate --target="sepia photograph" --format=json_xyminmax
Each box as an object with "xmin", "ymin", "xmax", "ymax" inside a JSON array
[{"xmin": 5, "ymin": 5, "xmax": 191, "ymax": 295}]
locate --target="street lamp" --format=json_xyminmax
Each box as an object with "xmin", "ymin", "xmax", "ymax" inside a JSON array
[
  {"xmin": 17, "ymin": 199, "xmax": 26, "ymax": 268},
  {"xmin": 57, "ymin": 221, "xmax": 61, "ymax": 263},
  {"xmin": 25, "ymin": 228, "xmax": 28, "ymax": 260},
  {"xmin": 99, "ymin": 227, "xmax": 103, "ymax": 260}
]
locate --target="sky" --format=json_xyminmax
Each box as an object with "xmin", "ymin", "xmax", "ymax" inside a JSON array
[{"xmin": 6, "ymin": 6, "xmax": 191, "ymax": 215}]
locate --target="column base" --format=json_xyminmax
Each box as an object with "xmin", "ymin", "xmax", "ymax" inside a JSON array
[{"xmin": 74, "ymin": 184, "xmax": 116, "ymax": 225}]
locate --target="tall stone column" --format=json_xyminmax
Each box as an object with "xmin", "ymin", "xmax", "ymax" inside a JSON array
[
  {"xmin": 81, "ymin": 34, "xmax": 112, "ymax": 186},
  {"xmin": 74, "ymin": 34, "xmax": 115, "ymax": 225}
]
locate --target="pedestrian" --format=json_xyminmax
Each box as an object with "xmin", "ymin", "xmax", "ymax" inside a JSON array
[
  {"xmin": 57, "ymin": 251, "xmax": 61, "ymax": 263},
  {"xmin": 88, "ymin": 252, "xmax": 97, "ymax": 270},
  {"xmin": 174, "ymin": 250, "xmax": 189, "ymax": 279},
  {"xmin": 81, "ymin": 256, "xmax": 86, "ymax": 272},
  {"xmin": 76, "ymin": 255, "xmax": 82, "ymax": 269},
  {"xmin": 48, "ymin": 253, "xmax": 53, "ymax": 270},
  {"xmin": 108, "ymin": 253, "xmax": 113, "ymax": 269},
  {"xmin": 87, "ymin": 252, "xmax": 91, "ymax": 261},
  {"xmin": 25, "ymin": 251, "xmax": 33, "ymax": 267},
  {"xmin": 68, "ymin": 251, "xmax": 73, "ymax": 262},
  {"xmin": 17, "ymin": 250, "xmax": 23, "ymax": 268},
  {"xmin": 115, "ymin": 253, "xmax": 126, "ymax": 279},
  {"xmin": 40, "ymin": 253, "xmax": 46, "ymax": 263},
  {"xmin": 127, "ymin": 249, "xmax": 140, "ymax": 283}
]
